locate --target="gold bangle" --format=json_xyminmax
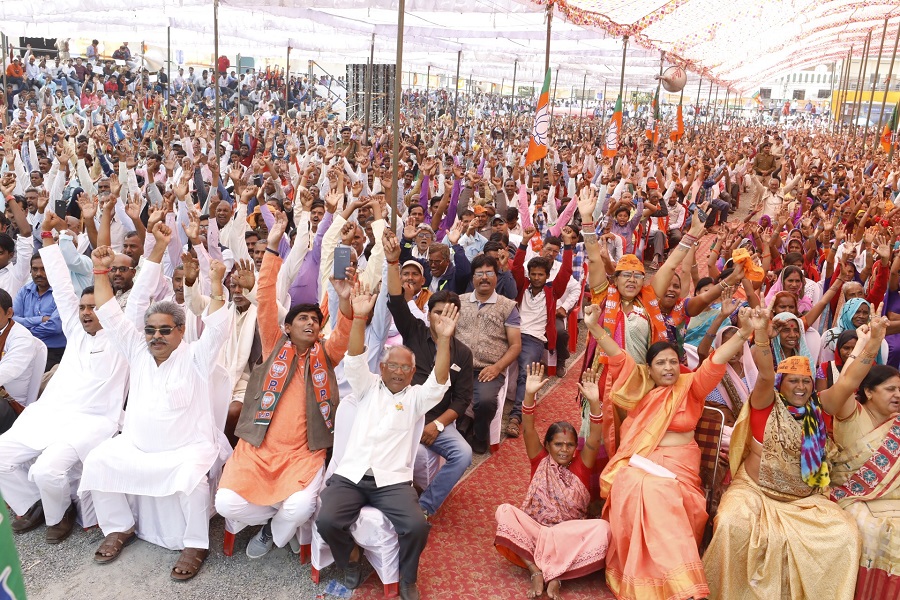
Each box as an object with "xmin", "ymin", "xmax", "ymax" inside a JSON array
[
  {"xmin": 737, "ymin": 330, "xmax": 749, "ymax": 341},
  {"xmin": 754, "ymin": 339, "xmax": 771, "ymax": 348}
]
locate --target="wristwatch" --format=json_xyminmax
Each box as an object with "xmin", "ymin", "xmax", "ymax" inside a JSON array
[{"xmin": 432, "ymin": 420, "xmax": 445, "ymax": 433}]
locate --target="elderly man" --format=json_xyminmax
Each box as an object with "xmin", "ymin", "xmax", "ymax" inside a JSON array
[
  {"xmin": 215, "ymin": 213, "xmax": 353, "ymax": 559},
  {"xmin": 79, "ymin": 222, "xmax": 231, "ymax": 581},
  {"xmin": 455, "ymin": 254, "xmax": 521, "ymax": 454},
  {"xmin": 316, "ymin": 281, "xmax": 456, "ymax": 600},
  {"xmin": 385, "ymin": 232, "xmax": 473, "ymax": 519},
  {"xmin": 0, "ymin": 228, "xmax": 129, "ymax": 544}
]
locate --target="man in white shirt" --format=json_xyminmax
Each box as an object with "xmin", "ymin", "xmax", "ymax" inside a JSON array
[
  {"xmin": 0, "ymin": 190, "xmax": 35, "ymax": 298},
  {"xmin": 78, "ymin": 223, "xmax": 231, "ymax": 580},
  {"xmin": 315, "ymin": 284, "xmax": 456, "ymax": 600},
  {"xmin": 0, "ymin": 289, "xmax": 42, "ymax": 435},
  {"xmin": 0, "ymin": 239, "xmax": 129, "ymax": 544}
]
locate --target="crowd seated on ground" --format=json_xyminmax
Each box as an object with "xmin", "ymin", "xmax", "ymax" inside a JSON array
[{"xmin": 2, "ymin": 39, "xmax": 900, "ymax": 600}]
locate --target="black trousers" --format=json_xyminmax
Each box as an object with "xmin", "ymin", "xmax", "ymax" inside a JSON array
[
  {"xmin": 0, "ymin": 400, "xmax": 17, "ymax": 435},
  {"xmin": 316, "ymin": 474, "xmax": 431, "ymax": 583}
]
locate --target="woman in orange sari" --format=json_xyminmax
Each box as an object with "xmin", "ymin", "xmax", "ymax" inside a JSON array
[
  {"xmin": 583, "ymin": 303, "xmax": 756, "ymax": 600},
  {"xmin": 495, "ymin": 364, "xmax": 611, "ymax": 599}
]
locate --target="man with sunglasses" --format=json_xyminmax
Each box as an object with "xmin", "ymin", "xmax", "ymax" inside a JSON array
[{"xmin": 79, "ymin": 222, "xmax": 232, "ymax": 581}]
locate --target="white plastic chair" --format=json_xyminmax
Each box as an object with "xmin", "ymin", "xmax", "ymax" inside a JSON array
[{"xmin": 309, "ymin": 397, "xmax": 425, "ymax": 598}]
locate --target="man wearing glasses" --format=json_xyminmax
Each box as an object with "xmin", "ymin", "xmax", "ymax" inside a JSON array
[
  {"xmin": 79, "ymin": 222, "xmax": 231, "ymax": 581},
  {"xmin": 317, "ymin": 278, "xmax": 457, "ymax": 600},
  {"xmin": 108, "ymin": 254, "xmax": 136, "ymax": 309}
]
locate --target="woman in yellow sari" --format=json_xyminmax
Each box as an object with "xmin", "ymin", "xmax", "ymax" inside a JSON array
[
  {"xmin": 703, "ymin": 309, "xmax": 868, "ymax": 600},
  {"xmin": 824, "ymin": 316, "xmax": 900, "ymax": 599},
  {"xmin": 583, "ymin": 303, "xmax": 755, "ymax": 600}
]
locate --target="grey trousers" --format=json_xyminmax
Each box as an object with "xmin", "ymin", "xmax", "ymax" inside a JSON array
[{"xmin": 316, "ymin": 474, "xmax": 431, "ymax": 583}]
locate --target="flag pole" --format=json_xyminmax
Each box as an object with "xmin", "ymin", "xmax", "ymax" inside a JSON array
[
  {"xmin": 363, "ymin": 33, "xmax": 374, "ymax": 135},
  {"xmin": 389, "ymin": 0, "xmax": 406, "ymax": 231},
  {"xmin": 0, "ymin": 32, "xmax": 7, "ymax": 128},
  {"xmin": 876, "ymin": 21, "xmax": 900, "ymax": 143},
  {"xmin": 452, "ymin": 50, "xmax": 461, "ymax": 131},
  {"xmin": 213, "ymin": 0, "xmax": 221, "ymax": 165},
  {"xmin": 542, "ymin": 3, "xmax": 553, "ymax": 185},
  {"xmin": 863, "ymin": 19, "xmax": 888, "ymax": 152},
  {"xmin": 827, "ymin": 61, "xmax": 836, "ymax": 132},
  {"xmin": 602, "ymin": 81, "xmax": 607, "ymax": 128},
  {"xmin": 838, "ymin": 47, "xmax": 853, "ymax": 135},
  {"xmin": 654, "ymin": 50, "xmax": 664, "ymax": 147},
  {"xmin": 723, "ymin": 87, "xmax": 729, "ymax": 125},
  {"xmin": 285, "ymin": 46, "xmax": 291, "ymax": 118},
  {"xmin": 850, "ymin": 30, "xmax": 872, "ymax": 145},
  {"xmin": 549, "ymin": 66, "xmax": 559, "ymax": 136},
  {"xmin": 425, "ymin": 64, "xmax": 430, "ymax": 129},
  {"xmin": 617, "ymin": 36, "xmax": 628, "ymax": 106},
  {"xmin": 693, "ymin": 75, "xmax": 703, "ymax": 135},
  {"xmin": 580, "ymin": 72, "xmax": 587, "ymax": 121}
]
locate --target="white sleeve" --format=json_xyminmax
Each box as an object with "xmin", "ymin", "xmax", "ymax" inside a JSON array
[{"xmin": 38, "ymin": 244, "xmax": 81, "ymax": 338}]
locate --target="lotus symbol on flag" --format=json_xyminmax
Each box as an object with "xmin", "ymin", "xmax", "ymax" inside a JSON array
[
  {"xmin": 532, "ymin": 106, "xmax": 550, "ymax": 146},
  {"xmin": 606, "ymin": 120, "xmax": 619, "ymax": 151}
]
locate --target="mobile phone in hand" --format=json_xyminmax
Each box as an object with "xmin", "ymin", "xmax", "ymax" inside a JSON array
[
  {"xmin": 55, "ymin": 199, "xmax": 68, "ymax": 219},
  {"xmin": 333, "ymin": 246, "xmax": 351, "ymax": 280}
]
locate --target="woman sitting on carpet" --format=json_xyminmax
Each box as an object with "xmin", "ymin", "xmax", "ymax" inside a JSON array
[
  {"xmin": 494, "ymin": 363, "xmax": 611, "ymax": 600},
  {"xmin": 703, "ymin": 310, "xmax": 864, "ymax": 600},
  {"xmin": 826, "ymin": 319, "xmax": 900, "ymax": 599},
  {"xmin": 585, "ymin": 303, "xmax": 755, "ymax": 600}
]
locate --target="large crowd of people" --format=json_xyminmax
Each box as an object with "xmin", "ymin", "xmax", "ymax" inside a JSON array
[{"xmin": 1, "ymin": 39, "xmax": 900, "ymax": 600}]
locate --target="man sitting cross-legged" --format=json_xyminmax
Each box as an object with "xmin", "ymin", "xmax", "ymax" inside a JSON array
[
  {"xmin": 215, "ymin": 212, "xmax": 354, "ymax": 559},
  {"xmin": 79, "ymin": 222, "xmax": 232, "ymax": 581},
  {"xmin": 0, "ymin": 218, "xmax": 129, "ymax": 544},
  {"xmin": 316, "ymin": 281, "xmax": 456, "ymax": 600}
]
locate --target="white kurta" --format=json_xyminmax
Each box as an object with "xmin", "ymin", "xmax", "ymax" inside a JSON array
[
  {"xmin": 3, "ymin": 246, "xmax": 129, "ymax": 460},
  {"xmin": 0, "ymin": 322, "xmax": 40, "ymax": 406},
  {"xmin": 79, "ymin": 293, "xmax": 233, "ymax": 498}
]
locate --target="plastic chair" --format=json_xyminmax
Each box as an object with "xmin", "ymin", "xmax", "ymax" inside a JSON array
[{"xmin": 694, "ymin": 405, "xmax": 725, "ymax": 554}]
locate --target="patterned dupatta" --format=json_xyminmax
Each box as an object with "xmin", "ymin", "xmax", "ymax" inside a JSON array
[
  {"xmin": 521, "ymin": 455, "xmax": 590, "ymax": 526},
  {"xmin": 831, "ymin": 415, "xmax": 900, "ymax": 507}
]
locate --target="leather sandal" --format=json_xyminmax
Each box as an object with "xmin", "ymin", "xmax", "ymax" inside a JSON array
[
  {"xmin": 506, "ymin": 418, "xmax": 521, "ymax": 438},
  {"xmin": 170, "ymin": 547, "xmax": 209, "ymax": 581},
  {"xmin": 93, "ymin": 530, "xmax": 137, "ymax": 564}
]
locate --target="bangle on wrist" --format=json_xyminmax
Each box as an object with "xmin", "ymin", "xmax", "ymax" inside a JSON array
[
  {"xmin": 353, "ymin": 314, "xmax": 369, "ymax": 321},
  {"xmin": 265, "ymin": 247, "xmax": 279, "ymax": 256},
  {"xmin": 210, "ymin": 293, "xmax": 225, "ymax": 301},
  {"xmin": 387, "ymin": 260, "xmax": 399, "ymax": 265},
  {"xmin": 40, "ymin": 231, "xmax": 53, "ymax": 239},
  {"xmin": 737, "ymin": 330, "xmax": 749, "ymax": 341}
]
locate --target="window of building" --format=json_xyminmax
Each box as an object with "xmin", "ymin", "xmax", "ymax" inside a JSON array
[
  {"xmin": 792, "ymin": 89, "xmax": 805, "ymax": 100},
  {"xmin": 817, "ymin": 89, "xmax": 831, "ymax": 98},
  {"xmin": 760, "ymin": 88, "xmax": 772, "ymax": 99}
]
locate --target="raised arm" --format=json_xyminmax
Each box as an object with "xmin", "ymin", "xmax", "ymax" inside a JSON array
[
  {"xmin": 583, "ymin": 304, "xmax": 622, "ymax": 357},
  {"xmin": 748, "ymin": 308, "xmax": 776, "ymax": 409},
  {"xmin": 577, "ymin": 187, "xmax": 606, "ymax": 290},
  {"xmin": 652, "ymin": 208, "xmax": 706, "ymax": 299},
  {"xmin": 820, "ymin": 314, "xmax": 888, "ymax": 420},
  {"xmin": 577, "ymin": 369, "xmax": 604, "ymax": 469},
  {"xmin": 521, "ymin": 362, "xmax": 550, "ymax": 460}
]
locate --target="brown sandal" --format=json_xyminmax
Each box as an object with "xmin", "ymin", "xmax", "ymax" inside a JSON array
[
  {"xmin": 93, "ymin": 531, "xmax": 137, "ymax": 564},
  {"xmin": 506, "ymin": 418, "xmax": 521, "ymax": 438},
  {"xmin": 171, "ymin": 547, "xmax": 209, "ymax": 581}
]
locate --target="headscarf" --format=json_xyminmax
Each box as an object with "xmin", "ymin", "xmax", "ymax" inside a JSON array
[
  {"xmin": 775, "ymin": 355, "xmax": 830, "ymax": 488},
  {"xmin": 710, "ymin": 326, "xmax": 757, "ymax": 415},
  {"xmin": 764, "ymin": 267, "xmax": 813, "ymax": 313},
  {"xmin": 772, "ymin": 312, "xmax": 815, "ymax": 376},
  {"xmin": 823, "ymin": 298, "xmax": 882, "ymax": 364}
]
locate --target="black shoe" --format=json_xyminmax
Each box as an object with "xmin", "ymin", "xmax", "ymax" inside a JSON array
[
  {"xmin": 344, "ymin": 555, "xmax": 363, "ymax": 590},
  {"xmin": 466, "ymin": 433, "xmax": 489, "ymax": 455},
  {"xmin": 45, "ymin": 502, "xmax": 76, "ymax": 544},
  {"xmin": 400, "ymin": 581, "xmax": 420, "ymax": 600},
  {"xmin": 11, "ymin": 500, "xmax": 44, "ymax": 534}
]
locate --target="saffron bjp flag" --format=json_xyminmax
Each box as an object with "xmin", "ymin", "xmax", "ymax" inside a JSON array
[
  {"xmin": 603, "ymin": 95, "xmax": 623, "ymax": 158},
  {"xmin": 645, "ymin": 88, "xmax": 660, "ymax": 144},
  {"xmin": 881, "ymin": 102, "xmax": 898, "ymax": 153},
  {"xmin": 669, "ymin": 102, "xmax": 685, "ymax": 141},
  {"xmin": 525, "ymin": 68, "xmax": 552, "ymax": 166}
]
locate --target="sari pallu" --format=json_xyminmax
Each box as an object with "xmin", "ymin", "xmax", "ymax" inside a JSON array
[
  {"xmin": 832, "ymin": 412, "xmax": 900, "ymax": 600},
  {"xmin": 495, "ymin": 456, "xmax": 611, "ymax": 582},
  {"xmin": 599, "ymin": 352, "xmax": 725, "ymax": 600},
  {"xmin": 703, "ymin": 401, "xmax": 861, "ymax": 600}
]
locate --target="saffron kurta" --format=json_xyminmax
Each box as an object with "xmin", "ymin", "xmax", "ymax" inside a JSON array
[{"xmin": 218, "ymin": 253, "xmax": 351, "ymax": 506}]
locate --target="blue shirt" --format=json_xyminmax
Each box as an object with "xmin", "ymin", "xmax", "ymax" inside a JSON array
[{"xmin": 13, "ymin": 282, "xmax": 66, "ymax": 349}]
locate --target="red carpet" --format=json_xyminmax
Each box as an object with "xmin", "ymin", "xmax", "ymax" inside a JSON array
[{"xmin": 353, "ymin": 361, "xmax": 614, "ymax": 599}]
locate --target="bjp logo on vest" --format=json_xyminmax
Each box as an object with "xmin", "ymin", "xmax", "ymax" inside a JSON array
[
  {"xmin": 313, "ymin": 371, "xmax": 327, "ymax": 385},
  {"xmin": 260, "ymin": 391, "xmax": 277, "ymax": 410},
  {"xmin": 271, "ymin": 361, "xmax": 287, "ymax": 377}
]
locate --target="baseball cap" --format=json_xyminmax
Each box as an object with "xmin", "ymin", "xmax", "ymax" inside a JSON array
[{"xmin": 401, "ymin": 260, "xmax": 424, "ymax": 275}]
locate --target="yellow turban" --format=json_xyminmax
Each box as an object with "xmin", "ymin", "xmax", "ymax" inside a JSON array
[
  {"xmin": 615, "ymin": 254, "xmax": 644, "ymax": 273},
  {"xmin": 777, "ymin": 355, "xmax": 812, "ymax": 377}
]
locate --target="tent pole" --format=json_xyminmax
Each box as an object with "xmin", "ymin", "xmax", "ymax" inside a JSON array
[
  {"xmin": 851, "ymin": 30, "xmax": 871, "ymax": 145},
  {"xmin": 508, "ymin": 59, "xmax": 517, "ymax": 139},
  {"xmin": 618, "ymin": 36, "xmax": 628, "ymax": 105},
  {"xmin": 710, "ymin": 85, "xmax": 719, "ymax": 133},
  {"xmin": 580, "ymin": 72, "xmax": 587, "ymax": 121},
  {"xmin": 827, "ymin": 61, "xmax": 835, "ymax": 132},
  {"xmin": 545, "ymin": 4, "xmax": 552, "ymax": 73},
  {"xmin": 452, "ymin": 50, "xmax": 461, "ymax": 131},
  {"xmin": 876, "ymin": 21, "xmax": 900, "ymax": 140},
  {"xmin": 285, "ymin": 46, "xmax": 291, "ymax": 119},
  {"xmin": 550, "ymin": 67, "xmax": 559, "ymax": 135},
  {"xmin": 704, "ymin": 83, "xmax": 713, "ymax": 134},
  {"xmin": 838, "ymin": 47, "xmax": 853, "ymax": 135},
  {"xmin": 425, "ymin": 64, "xmax": 430, "ymax": 131},
  {"xmin": 723, "ymin": 87, "xmax": 729, "ymax": 125},
  {"xmin": 166, "ymin": 26, "xmax": 171, "ymax": 106},
  {"xmin": 389, "ymin": 0, "xmax": 405, "ymax": 231},
  {"xmin": 364, "ymin": 33, "xmax": 373, "ymax": 135},
  {"xmin": 863, "ymin": 19, "xmax": 888, "ymax": 152},
  {"xmin": 213, "ymin": 0, "xmax": 220, "ymax": 165},
  {"xmin": 694, "ymin": 76, "xmax": 703, "ymax": 131},
  {"xmin": 1, "ymin": 32, "xmax": 7, "ymax": 128},
  {"xmin": 653, "ymin": 51, "xmax": 663, "ymax": 145},
  {"xmin": 602, "ymin": 81, "xmax": 607, "ymax": 128}
]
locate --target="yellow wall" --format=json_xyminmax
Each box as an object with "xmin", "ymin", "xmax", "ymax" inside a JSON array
[{"xmin": 830, "ymin": 89, "xmax": 900, "ymax": 116}]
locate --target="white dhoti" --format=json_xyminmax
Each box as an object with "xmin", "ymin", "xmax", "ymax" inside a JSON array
[
  {"xmin": 215, "ymin": 467, "xmax": 324, "ymax": 547},
  {"xmin": 0, "ymin": 438, "xmax": 79, "ymax": 525}
]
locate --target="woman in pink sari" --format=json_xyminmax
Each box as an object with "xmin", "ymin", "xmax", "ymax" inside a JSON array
[{"xmin": 495, "ymin": 364, "xmax": 610, "ymax": 600}]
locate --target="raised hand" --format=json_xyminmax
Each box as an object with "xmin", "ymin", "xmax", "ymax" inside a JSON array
[
  {"xmin": 125, "ymin": 193, "xmax": 143, "ymax": 221},
  {"xmin": 151, "ymin": 221, "xmax": 173, "ymax": 246},
  {"xmin": 108, "ymin": 174, "xmax": 122, "ymax": 198},
  {"xmin": 447, "ymin": 220, "xmax": 464, "ymax": 245},
  {"xmin": 209, "ymin": 259, "xmax": 226, "ymax": 283},
  {"xmin": 181, "ymin": 252, "xmax": 200, "ymax": 287},
  {"xmin": 232, "ymin": 259, "xmax": 256, "ymax": 290},
  {"xmin": 577, "ymin": 185, "xmax": 597, "ymax": 220},
  {"xmin": 77, "ymin": 192, "xmax": 98, "ymax": 220},
  {"xmin": 431, "ymin": 302, "xmax": 459, "ymax": 340},
  {"xmin": 330, "ymin": 271, "xmax": 357, "ymax": 300},
  {"xmin": 324, "ymin": 189, "xmax": 342, "ymax": 213},
  {"xmin": 91, "ymin": 245, "xmax": 115, "ymax": 269},
  {"xmin": 383, "ymin": 228, "xmax": 401, "ymax": 262},
  {"xmin": 182, "ymin": 210, "xmax": 201, "ymax": 244},
  {"xmin": 870, "ymin": 303, "xmax": 889, "ymax": 340},
  {"xmin": 267, "ymin": 211, "xmax": 288, "ymax": 248},
  {"xmin": 523, "ymin": 225, "xmax": 537, "ymax": 244},
  {"xmin": 577, "ymin": 368, "xmax": 601, "ymax": 404},
  {"xmin": 350, "ymin": 281, "xmax": 378, "ymax": 316},
  {"xmin": 524, "ymin": 362, "xmax": 550, "ymax": 396},
  {"xmin": 583, "ymin": 304, "xmax": 601, "ymax": 330}
]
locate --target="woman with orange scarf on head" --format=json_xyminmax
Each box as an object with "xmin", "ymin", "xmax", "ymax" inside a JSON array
[
  {"xmin": 576, "ymin": 192, "xmax": 707, "ymax": 446},
  {"xmin": 583, "ymin": 303, "xmax": 757, "ymax": 600}
]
